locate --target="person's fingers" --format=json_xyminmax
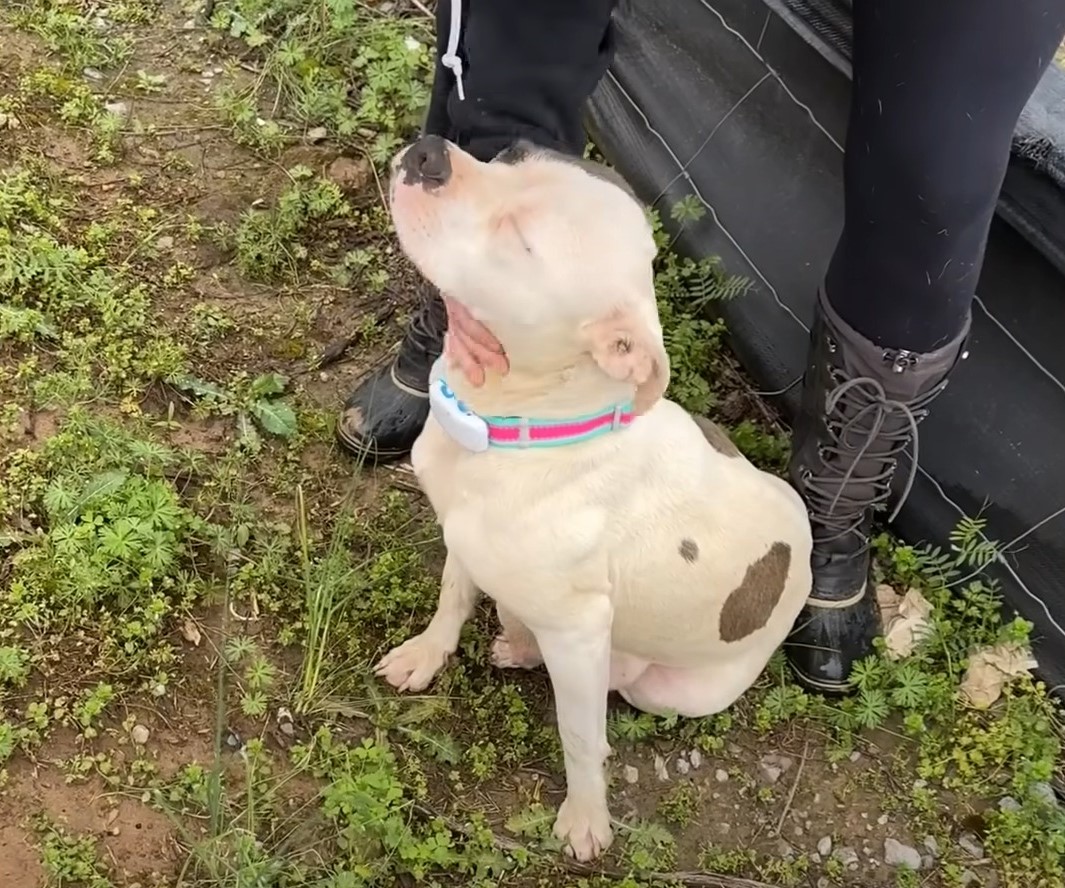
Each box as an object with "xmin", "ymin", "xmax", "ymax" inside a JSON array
[
  {"xmin": 447, "ymin": 308, "xmax": 509, "ymax": 374},
  {"xmin": 456, "ymin": 343, "xmax": 486, "ymax": 387},
  {"xmin": 444, "ymin": 331, "xmax": 486, "ymax": 387},
  {"xmin": 446, "ymin": 297, "xmax": 506, "ymax": 356}
]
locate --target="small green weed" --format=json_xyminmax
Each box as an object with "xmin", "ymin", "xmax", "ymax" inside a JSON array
[
  {"xmin": 36, "ymin": 818, "xmax": 114, "ymax": 888},
  {"xmin": 228, "ymin": 166, "xmax": 351, "ymax": 280},
  {"xmin": 211, "ymin": 0, "xmax": 433, "ymax": 161},
  {"xmin": 169, "ymin": 370, "xmax": 300, "ymax": 448}
]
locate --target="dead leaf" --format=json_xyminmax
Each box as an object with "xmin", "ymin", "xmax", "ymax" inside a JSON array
[
  {"xmin": 960, "ymin": 642, "xmax": 1038, "ymax": 709},
  {"xmin": 878, "ymin": 586, "xmax": 933, "ymax": 660}
]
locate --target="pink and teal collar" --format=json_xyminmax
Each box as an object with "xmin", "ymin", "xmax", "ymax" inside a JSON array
[{"xmin": 429, "ymin": 377, "xmax": 635, "ymax": 453}]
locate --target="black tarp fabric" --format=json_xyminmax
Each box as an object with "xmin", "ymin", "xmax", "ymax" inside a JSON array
[{"xmin": 586, "ymin": 0, "xmax": 1065, "ymax": 689}]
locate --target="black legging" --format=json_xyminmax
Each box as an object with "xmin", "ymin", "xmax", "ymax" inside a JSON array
[{"xmin": 429, "ymin": 0, "xmax": 1065, "ymax": 353}]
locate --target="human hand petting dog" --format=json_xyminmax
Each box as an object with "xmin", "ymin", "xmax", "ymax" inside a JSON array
[{"xmin": 444, "ymin": 296, "xmax": 508, "ymax": 385}]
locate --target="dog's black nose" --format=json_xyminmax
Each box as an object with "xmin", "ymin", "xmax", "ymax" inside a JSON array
[{"xmin": 400, "ymin": 135, "xmax": 452, "ymax": 189}]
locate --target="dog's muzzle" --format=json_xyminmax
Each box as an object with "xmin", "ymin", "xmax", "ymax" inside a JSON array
[{"xmin": 399, "ymin": 135, "xmax": 452, "ymax": 190}]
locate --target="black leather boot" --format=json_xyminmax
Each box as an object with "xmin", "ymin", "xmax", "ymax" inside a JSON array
[
  {"xmin": 785, "ymin": 289, "xmax": 970, "ymax": 694},
  {"xmin": 335, "ymin": 291, "xmax": 446, "ymax": 462}
]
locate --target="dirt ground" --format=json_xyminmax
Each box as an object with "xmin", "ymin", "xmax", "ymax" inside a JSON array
[{"xmin": 0, "ymin": 3, "xmax": 1062, "ymax": 888}]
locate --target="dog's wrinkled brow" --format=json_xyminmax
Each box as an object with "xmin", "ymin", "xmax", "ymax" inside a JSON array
[{"xmin": 494, "ymin": 140, "xmax": 642, "ymax": 206}]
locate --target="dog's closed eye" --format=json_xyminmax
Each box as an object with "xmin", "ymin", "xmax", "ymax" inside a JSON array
[{"xmin": 496, "ymin": 212, "xmax": 535, "ymax": 255}]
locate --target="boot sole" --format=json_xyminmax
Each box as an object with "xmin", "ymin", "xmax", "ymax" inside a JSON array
[
  {"xmin": 789, "ymin": 662, "xmax": 851, "ymax": 696},
  {"xmin": 334, "ymin": 423, "xmax": 412, "ymax": 464}
]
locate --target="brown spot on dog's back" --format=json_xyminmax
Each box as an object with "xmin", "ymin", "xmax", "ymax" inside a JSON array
[
  {"xmin": 679, "ymin": 538, "xmax": 699, "ymax": 563},
  {"xmin": 718, "ymin": 542, "xmax": 792, "ymax": 642},
  {"xmin": 692, "ymin": 415, "xmax": 741, "ymax": 458}
]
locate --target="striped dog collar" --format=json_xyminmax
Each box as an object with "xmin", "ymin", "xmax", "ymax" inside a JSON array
[{"xmin": 429, "ymin": 377, "xmax": 635, "ymax": 453}]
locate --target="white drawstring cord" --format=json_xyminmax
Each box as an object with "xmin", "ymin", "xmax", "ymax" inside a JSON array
[{"xmin": 440, "ymin": 0, "xmax": 466, "ymax": 101}]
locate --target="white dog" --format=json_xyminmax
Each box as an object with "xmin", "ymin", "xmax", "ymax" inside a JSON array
[{"xmin": 374, "ymin": 137, "xmax": 813, "ymax": 861}]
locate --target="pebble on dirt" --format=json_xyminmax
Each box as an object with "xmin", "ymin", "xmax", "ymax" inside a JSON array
[
  {"xmin": 958, "ymin": 832, "xmax": 986, "ymax": 858},
  {"xmin": 131, "ymin": 724, "xmax": 150, "ymax": 745},
  {"xmin": 817, "ymin": 835, "xmax": 833, "ymax": 856},
  {"xmin": 759, "ymin": 753, "xmax": 793, "ymax": 784},
  {"xmin": 884, "ymin": 838, "xmax": 923, "ymax": 870},
  {"xmin": 834, "ymin": 846, "xmax": 859, "ymax": 869}
]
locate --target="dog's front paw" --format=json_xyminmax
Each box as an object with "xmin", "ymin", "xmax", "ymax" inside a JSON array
[
  {"xmin": 374, "ymin": 633, "xmax": 452, "ymax": 692},
  {"xmin": 490, "ymin": 632, "xmax": 543, "ymax": 670},
  {"xmin": 554, "ymin": 797, "xmax": 613, "ymax": 861}
]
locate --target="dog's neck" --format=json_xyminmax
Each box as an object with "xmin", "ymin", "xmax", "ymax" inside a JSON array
[{"xmin": 442, "ymin": 321, "xmax": 634, "ymax": 420}]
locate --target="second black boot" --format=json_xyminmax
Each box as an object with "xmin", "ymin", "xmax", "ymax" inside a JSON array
[
  {"xmin": 336, "ymin": 289, "xmax": 446, "ymax": 463},
  {"xmin": 785, "ymin": 288, "xmax": 970, "ymax": 694}
]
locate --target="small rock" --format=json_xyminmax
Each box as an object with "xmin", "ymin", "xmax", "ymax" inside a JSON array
[
  {"xmin": 881, "ymin": 839, "xmax": 924, "ymax": 864},
  {"xmin": 958, "ymin": 832, "xmax": 985, "ymax": 859},
  {"xmin": 849, "ymin": 750, "xmax": 862, "ymax": 762},
  {"xmin": 776, "ymin": 839, "xmax": 795, "ymax": 859},
  {"xmin": 0, "ymin": 111, "xmax": 21, "ymax": 130},
  {"xmin": 817, "ymin": 836, "xmax": 833, "ymax": 857},
  {"xmin": 834, "ymin": 846, "xmax": 859, "ymax": 868},
  {"xmin": 998, "ymin": 796, "xmax": 1021, "ymax": 813},
  {"xmin": 761, "ymin": 764, "xmax": 783, "ymax": 784},
  {"xmin": 817, "ymin": 879, "xmax": 830, "ymax": 888},
  {"xmin": 810, "ymin": 853, "xmax": 821, "ymax": 865},
  {"xmin": 923, "ymin": 836, "xmax": 940, "ymax": 857},
  {"xmin": 921, "ymin": 854, "xmax": 935, "ymax": 870},
  {"xmin": 653, "ymin": 755, "xmax": 669, "ymax": 781},
  {"xmin": 105, "ymin": 808, "xmax": 120, "ymax": 826},
  {"xmin": 156, "ymin": 236, "xmax": 175, "ymax": 251},
  {"xmin": 180, "ymin": 619, "xmax": 202, "ymax": 646},
  {"xmin": 326, "ymin": 156, "xmax": 371, "ymax": 191},
  {"xmin": 960, "ymin": 869, "xmax": 980, "ymax": 887},
  {"xmin": 793, "ymin": 826, "xmax": 804, "ymax": 838},
  {"xmin": 130, "ymin": 724, "xmax": 150, "ymax": 745},
  {"xmin": 83, "ymin": 67, "xmax": 104, "ymax": 81},
  {"xmin": 675, "ymin": 757, "xmax": 691, "ymax": 776},
  {"xmin": 182, "ymin": 18, "xmax": 197, "ymax": 29},
  {"xmin": 104, "ymin": 101, "xmax": 130, "ymax": 119},
  {"xmin": 913, "ymin": 778, "xmax": 928, "ymax": 790},
  {"xmin": 306, "ymin": 126, "xmax": 329, "ymax": 144},
  {"xmin": 623, "ymin": 765, "xmax": 639, "ymax": 785},
  {"xmin": 718, "ymin": 822, "xmax": 731, "ymax": 834},
  {"xmin": 715, "ymin": 769, "xmax": 729, "ymax": 783},
  {"xmin": 877, "ymin": 813, "xmax": 889, "ymax": 826},
  {"xmin": 1031, "ymin": 782, "xmax": 1059, "ymax": 806},
  {"xmin": 201, "ymin": 69, "xmax": 215, "ymax": 79},
  {"xmin": 761, "ymin": 753, "xmax": 794, "ymax": 772},
  {"xmin": 689, "ymin": 749, "xmax": 703, "ymax": 769}
]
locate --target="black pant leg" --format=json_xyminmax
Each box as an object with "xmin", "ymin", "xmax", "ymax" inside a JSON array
[
  {"xmin": 426, "ymin": 0, "xmax": 618, "ymax": 162},
  {"xmin": 827, "ymin": 0, "xmax": 1065, "ymax": 351}
]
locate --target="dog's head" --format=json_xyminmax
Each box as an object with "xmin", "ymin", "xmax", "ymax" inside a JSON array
[{"xmin": 388, "ymin": 136, "xmax": 669, "ymax": 414}]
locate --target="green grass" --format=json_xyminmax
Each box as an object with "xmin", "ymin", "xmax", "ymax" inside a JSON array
[{"xmin": 0, "ymin": 2, "xmax": 1062, "ymax": 887}]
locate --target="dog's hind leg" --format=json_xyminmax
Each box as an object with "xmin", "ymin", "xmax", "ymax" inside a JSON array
[
  {"xmin": 615, "ymin": 649, "xmax": 767, "ymax": 718},
  {"xmin": 491, "ymin": 604, "xmax": 543, "ymax": 670},
  {"xmin": 375, "ymin": 553, "xmax": 478, "ymax": 692}
]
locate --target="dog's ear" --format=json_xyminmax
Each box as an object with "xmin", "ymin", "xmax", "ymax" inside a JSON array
[{"xmin": 582, "ymin": 295, "xmax": 670, "ymax": 415}]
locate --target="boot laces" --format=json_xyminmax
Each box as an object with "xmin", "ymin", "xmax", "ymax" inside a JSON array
[{"xmin": 804, "ymin": 374, "xmax": 943, "ymax": 544}]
